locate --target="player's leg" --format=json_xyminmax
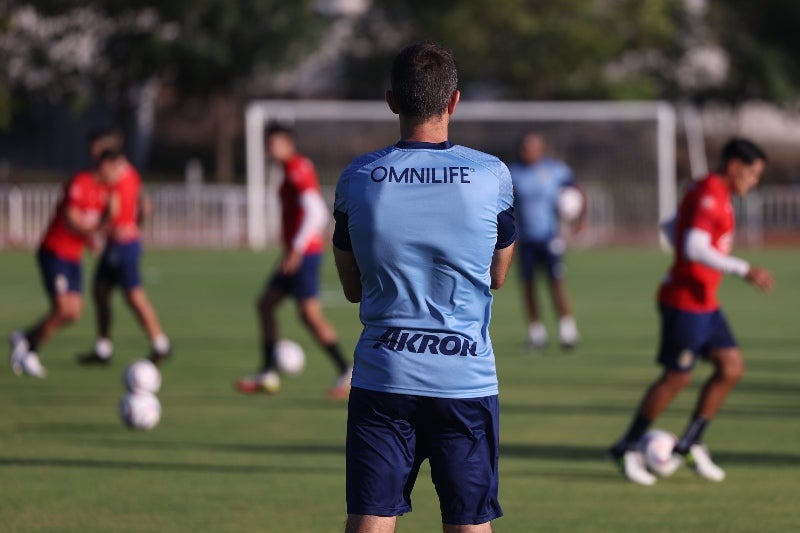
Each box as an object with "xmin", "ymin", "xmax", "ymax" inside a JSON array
[
  {"xmin": 117, "ymin": 242, "xmax": 171, "ymax": 364},
  {"xmin": 426, "ymin": 395, "xmax": 502, "ymax": 531},
  {"xmin": 545, "ymin": 238, "xmax": 579, "ymax": 349},
  {"xmin": 236, "ymin": 274, "xmax": 287, "ymax": 394},
  {"xmin": 293, "ymin": 253, "xmax": 352, "ymax": 398},
  {"xmin": 10, "ymin": 249, "xmax": 83, "ymax": 378},
  {"xmin": 608, "ymin": 305, "xmax": 697, "ymax": 484},
  {"xmin": 518, "ymin": 243, "xmax": 546, "ymax": 349},
  {"xmin": 673, "ymin": 311, "xmax": 740, "ymax": 481},
  {"xmin": 345, "ymin": 515, "xmax": 397, "ymax": 533},
  {"xmin": 77, "ymin": 253, "xmax": 116, "ymax": 365},
  {"xmin": 346, "ymin": 388, "xmax": 420, "ymax": 533}
]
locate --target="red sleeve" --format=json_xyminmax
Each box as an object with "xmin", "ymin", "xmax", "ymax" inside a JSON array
[
  {"xmin": 66, "ymin": 174, "xmax": 92, "ymax": 209},
  {"xmin": 686, "ymin": 184, "xmax": 721, "ymax": 234},
  {"xmin": 286, "ymin": 157, "xmax": 320, "ymax": 193}
]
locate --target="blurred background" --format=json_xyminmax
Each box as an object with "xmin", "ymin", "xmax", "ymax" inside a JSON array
[{"xmin": 1, "ymin": 0, "xmax": 799, "ymax": 249}]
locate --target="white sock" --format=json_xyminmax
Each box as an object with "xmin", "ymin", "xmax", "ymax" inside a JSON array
[
  {"xmin": 152, "ymin": 334, "xmax": 170, "ymax": 355},
  {"xmin": 528, "ymin": 322, "xmax": 548, "ymax": 345},
  {"xmin": 94, "ymin": 338, "xmax": 113, "ymax": 359},
  {"xmin": 559, "ymin": 316, "xmax": 579, "ymax": 343}
]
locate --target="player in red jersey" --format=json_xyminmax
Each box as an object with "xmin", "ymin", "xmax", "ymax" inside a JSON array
[
  {"xmin": 237, "ymin": 124, "xmax": 352, "ymax": 398},
  {"xmin": 77, "ymin": 128, "xmax": 171, "ymax": 367},
  {"xmin": 609, "ymin": 138, "xmax": 773, "ymax": 485},
  {"xmin": 8, "ymin": 135, "xmax": 126, "ymax": 378}
]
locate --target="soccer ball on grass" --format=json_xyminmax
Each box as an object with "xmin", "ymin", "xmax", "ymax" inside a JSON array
[
  {"xmin": 119, "ymin": 391, "xmax": 161, "ymax": 431},
  {"xmin": 275, "ymin": 339, "xmax": 306, "ymax": 376},
  {"xmin": 638, "ymin": 429, "xmax": 679, "ymax": 477},
  {"xmin": 123, "ymin": 358, "xmax": 162, "ymax": 394}
]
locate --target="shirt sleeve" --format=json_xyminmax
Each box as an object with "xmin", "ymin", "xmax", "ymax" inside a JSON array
[
  {"xmin": 496, "ymin": 163, "xmax": 517, "ymax": 249},
  {"xmin": 332, "ymin": 174, "xmax": 352, "ymax": 251},
  {"xmin": 684, "ymin": 228, "xmax": 749, "ymax": 277},
  {"xmin": 687, "ymin": 189, "xmax": 720, "ymax": 234},
  {"xmin": 287, "ymin": 158, "xmax": 320, "ymax": 193}
]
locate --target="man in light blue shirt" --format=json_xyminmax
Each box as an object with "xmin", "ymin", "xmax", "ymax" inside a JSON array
[
  {"xmin": 508, "ymin": 132, "xmax": 584, "ymax": 350},
  {"xmin": 333, "ymin": 42, "xmax": 516, "ymax": 533}
]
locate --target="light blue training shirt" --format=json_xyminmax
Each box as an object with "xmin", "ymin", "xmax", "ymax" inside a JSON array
[
  {"xmin": 333, "ymin": 140, "xmax": 516, "ymax": 398},
  {"xmin": 508, "ymin": 157, "xmax": 576, "ymax": 243}
]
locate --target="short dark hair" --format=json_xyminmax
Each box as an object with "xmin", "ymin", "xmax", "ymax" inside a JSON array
[
  {"xmin": 88, "ymin": 126, "xmax": 124, "ymax": 149},
  {"xmin": 721, "ymin": 138, "xmax": 767, "ymax": 165},
  {"xmin": 390, "ymin": 42, "xmax": 458, "ymax": 119},
  {"xmin": 265, "ymin": 122, "xmax": 294, "ymax": 138}
]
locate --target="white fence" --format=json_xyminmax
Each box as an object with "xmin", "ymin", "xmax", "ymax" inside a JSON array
[{"xmin": 0, "ymin": 183, "xmax": 798, "ymax": 250}]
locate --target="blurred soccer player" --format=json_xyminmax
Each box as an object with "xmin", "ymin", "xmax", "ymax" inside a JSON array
[
  {"xmin": 237, "ymin": 124, "xmax": 351, "ymax": 398},
  {"xmin": 508, "ymin": 132, "xmax": 584, "ymax": 350},
  {"xmin": 609, "ymin": 138, "xmax": 773, "ymax": 485},
  {"xmin": 334, "ymin": 42, "xmax": 516, "ymax": 533},
  {"xmin": 8, "ymin": 136, "xmax": 123, "ymax": 378},
  {"xmin": 77, "ymin": 128, "xmax": 171, "ymax": 366}
]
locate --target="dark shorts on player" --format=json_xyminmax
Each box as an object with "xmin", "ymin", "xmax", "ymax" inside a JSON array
[
  {"xmin": 37, "ymin": 247, "xmax": 82, "ymax": 296},
  {"xmin": 95, "ymin": 240, "xmax": 142, "ymax": 291},
  {"xmin": 517, "ymin": 239, "xmax": 565, "ymax": 281},
  {"xmin": 268, "ymin": 253, "xmax": 322, "ymax": 300},
  {"xmin": 346, "ymin": 387, "xmax": 503, "ymax": 525},
  {"xmin": 657, "ymin": 304, "xmax": 738, "ymax": 372}
]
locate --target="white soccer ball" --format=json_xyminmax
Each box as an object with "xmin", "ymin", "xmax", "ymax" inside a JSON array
[
  {"xmin": 123, "ymin": 359, "xmax": 162, "ymax": 394},
  {"xmin": 558, "ymin": 187, "xmax": 584, "ymax": 221},
  {"xmin": 275, "ymin": 339, "xmax": 306, "ymax": 376},
  {"xmin": 119, "ymin": 391, "xmax": 161, "ymax": 431},
  {"xmin": 639, "ymin": 429, "xmax": 678, "ymax": 476}
]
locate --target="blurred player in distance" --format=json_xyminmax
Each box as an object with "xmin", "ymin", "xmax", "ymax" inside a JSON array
[
  {"xmin": 609, "ymin": 138, "xmax": 773, "ymax": 485},
  {"xmin": 8, "ymin": 134, "xmax": 122, "ymax": 378},
  {"xmin": 77, "ymin": 128, "xmax": 171, "ymax": 366},
  {"xmin": 508, "ymin": 132, "xmax": 585, "ymax": 350},
  {"xmin": 237, "ymin": 124, "xmax": 352, "ymax": 398},
  {"xmin": 334, "ymin": 42, "xmax": 516, "ymax": 533}
]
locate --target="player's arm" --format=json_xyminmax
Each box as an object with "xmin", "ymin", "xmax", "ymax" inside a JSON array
[
  {"xmin": 491, "ymin": 206, "xmax": 517, "ymax": 289},
  {"xmin": 138, "ymin": 191, "xmax": 153, "ymax": 226},
  {"xmin": 64, "ymin": 205, "xmax": 98, "ymax": 236},
  {"xmin": 684, "ymin": 228, "xmax": 773, "ymax": 291},
  {"xmin": 333, "ymin": 246, "xmax": 362, "ymax": 303},
  {"xmin": 282, "ymin": 190, "xmax": 330, "ymax": 274},
  {"xmin": 659, "ymin": 215, "xmax": 677, "ymax": 248},
  {"xmin": 331, "ymin": 205, "xmax": 361, "ymax": 302}
]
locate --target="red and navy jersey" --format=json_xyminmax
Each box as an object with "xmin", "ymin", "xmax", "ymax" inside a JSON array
[
  {"xmin": 110, "ymin": 164, "xmax": 142, "ymax": 244},
  {"xmin": 658, "ymin": 173, "xmax": 735, "ymax": 312},
  {"xmin": 279, "ymin": 153, "xmax": 324, "ymax": 254},
  {"xmin": 41, "ymin": 171, "xmax": 109, "ymax": 262}
]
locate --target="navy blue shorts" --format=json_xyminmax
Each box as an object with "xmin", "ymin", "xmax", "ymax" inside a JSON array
[
  {"xmin": 657, "ymin": 304, "xmax": 738, "ymax": 372},
  {"xmin": 37, "ymin": 247, "xmax": 82, "ymax": 296},
  {"xmin": 346, "ymin": 387, "xmax": 503, "ymax": 525},
  {"xmin": 268, "ymin": 253, "xmax": 322, "ymax": 300},
  {"xmin": 517, "ymin": 239, "xmax": 565, "ymax": 281},
  {"xmin": 95, "ymin": 241, "xmax": 142, "ymax": 291}
]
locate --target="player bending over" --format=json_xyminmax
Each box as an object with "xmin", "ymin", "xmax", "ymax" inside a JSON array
[
  {"xmin": 77, "ymin": 128, "xmax": 171, "ymax": 366},
  {"xmin": 609, "ymin": 138, "xmax": 773, "ymax": 485},
  {"xmin": 9, "ymin": 136, "xmax": 123, "ymax": 377},
  {"xmin": 237, "ymin": 124, "xmax": 352, "ymax": 399}
]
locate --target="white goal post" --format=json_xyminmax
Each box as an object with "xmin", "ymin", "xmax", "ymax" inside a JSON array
[{"xmin": 244, "ymin": 100, "xmax": 677, "ymax": 250}]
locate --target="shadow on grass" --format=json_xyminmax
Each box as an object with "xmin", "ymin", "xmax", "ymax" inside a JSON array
[
  {"xmin": 500, "ymin": 402, "xmax": 800, "ymax": 420},
  {"xmin": 0, "ymin": 456, "xmax": 342, "ymax": 475},
  {"xmin": 500, "ymin": 443, "xmax": 800, "ymax": 466}
]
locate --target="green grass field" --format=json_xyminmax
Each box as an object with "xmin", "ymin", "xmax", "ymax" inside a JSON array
[{"xmin": 1, "ymin": 248, "xmax": 798, "ymax": 532}]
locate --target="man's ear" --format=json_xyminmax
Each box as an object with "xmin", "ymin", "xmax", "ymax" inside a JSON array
[
  {"xmin": 386, "ymin": 90, "xmax": 399, "ymax": 115},
  {"xmin": 447, "ymin": 90, "xmax": 461, "ymax": 115}
]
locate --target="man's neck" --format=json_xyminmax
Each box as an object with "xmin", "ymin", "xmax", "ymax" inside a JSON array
[{"xmin": 398, "ymin": 114, "xmax": 449, "ymax": 143}]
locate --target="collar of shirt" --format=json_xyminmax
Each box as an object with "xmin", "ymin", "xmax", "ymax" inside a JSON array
[{"xmin": 395, "ymin": 140, "xmax": 453, "ymax": 150}]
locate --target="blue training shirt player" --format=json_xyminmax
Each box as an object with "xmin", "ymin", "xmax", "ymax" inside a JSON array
[
  {"xmin": 333, "ymin": 140, "xmax": 517, "ymax": 399},
  {"xmin": 508, "ymin": 156, "xmax": 576, "ymax": 243}
]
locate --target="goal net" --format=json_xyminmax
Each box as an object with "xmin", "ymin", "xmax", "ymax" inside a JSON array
[{"xmin": 244, "ymin": 100, "xmax": 676, "ymax": 250}]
